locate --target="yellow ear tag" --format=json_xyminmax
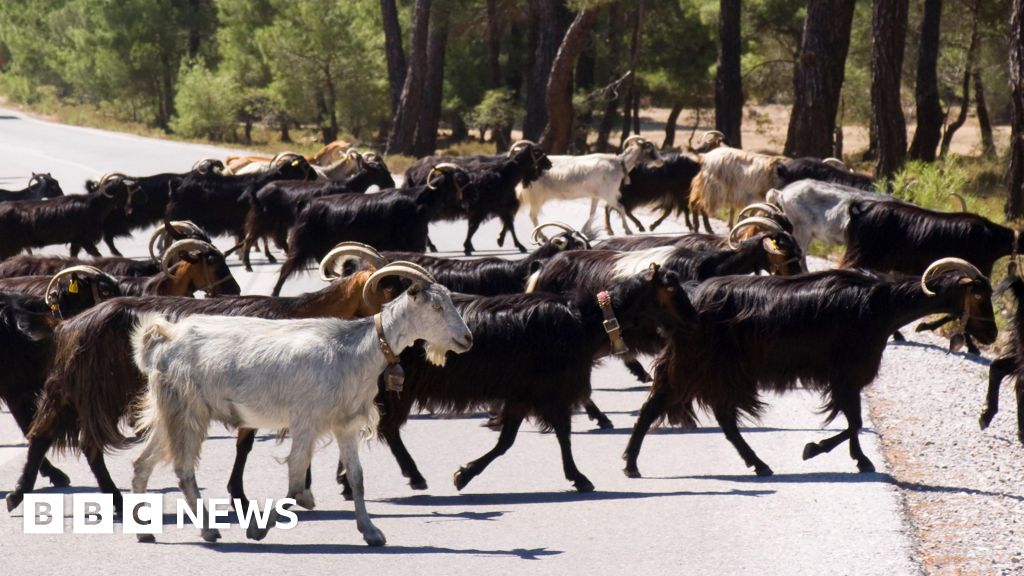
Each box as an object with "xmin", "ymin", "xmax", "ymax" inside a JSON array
[
  {"xmin": 291, "ymin": 160, "xmax": 300, "ymax": 167},
  {"xmin": 68, "ymin": 279, "xmax": 79, "ymax": 294},
  {"xmin": 767, "ymin": 239, "xmax": 779, "ymax": 251}
]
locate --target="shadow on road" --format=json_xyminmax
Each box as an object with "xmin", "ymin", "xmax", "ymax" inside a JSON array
[
  {"xmin": 887, "ymin": 340, "xmax": 990, "ymax": 367},
  {"xmin": 168, "ymin": 541, "xmax": 562, "ymax": 559},
  {"xmin": 382, "ymin": 488, "xmax": 773, "ymax": 507}
]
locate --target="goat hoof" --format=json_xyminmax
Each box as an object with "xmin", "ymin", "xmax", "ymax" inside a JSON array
[
  {"xmin": 6, "ymin": 491, "xmax": 23, "ymax": 512},
  {"xmin": 246, "ymin": 524, "xmax": 270, "ymax": 541},
  {"xmin": 137, "ymin": 534, "xmax": 156, "ymax": 543},
  {"xmin": 266, "ymin": 254, "xmax": 277, "ymax": 264},
  {"xmin": 47, "ymin": 469, "xmax": 71, "ymax": 488},
  {"xmin": 363, "ymin": 528, "xmax": 387, "ymax": 547},
  {"xmin": 409, "ymin": 478, "xmax": 428, "ymax": 491},
  {"xmin": 293, "ymin": 490, "xmax": 315, "ymax": 510},
  {"xmin": 623, "ymin": 467, "xmax": 641, "ymax": 479},
  {"xmin": 201, "ymin": 528, "xmax": 222, "ymax": 543},
  {"xmin": 244, "ymin": 265, "xmax": 253, "ymax": 273},
  {"xmin": 753, "ymin": 464, "xmax": 774, "ymax": 477},
  {"xmin": 453, "ymin": 467, "xmax": 473, "ymax": 490},
  {"xmin": 802, "ymin": 442, "xmax": 824, "ymax": 461},
  {"xmin": 483, "ymin": 414, "xmax": 502, "ymax": 430},
  {"xmin": 516, "ymin": 245, "xmax": 527, "ymax": 254},
  {"xmin": 857, "ymin": 460, "xmax": 876, "ymax": 474},
  {"xmin": 979, "ymin": 412, "xmax": 994, "ymax": 430},
  {"xmin": 595, "ymin": 417, "xmax": 614, "ymax": 430},
  {"xmin": 637, "ymin": 372, "xmax": 653, "ymax": 384},
  {"xmin": 573, "ymin": 478, "xmax": 595, "ymax": 493}
]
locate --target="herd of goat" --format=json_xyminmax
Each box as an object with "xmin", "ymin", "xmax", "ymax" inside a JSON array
[{"xmin": 0, "ymin": 132, "xmax": 1022, "ymax": 547}]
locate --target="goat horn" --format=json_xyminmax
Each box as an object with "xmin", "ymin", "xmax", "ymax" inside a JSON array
[
  {"xmin": 426, "ymin": 163, "xmax": 460, "ymax": 190},
  {"xmin": 271, "ymin": 151, "xmax": 302, "ymax": 166},
  {"xmin": 148, "ymin": 221, "xmax": 206, "ymax": 261},
  {"xmin": 728, "ymin": 216, "xmax": 784, "ymax": 249},
  {"xmin": 362, "ymin": 261, "xmax": 437, "ymax": 308},
  {"xmin": 508, "ymin": 140, "xmax": 537, "ymax": 156},
  {"xmin": 531, "ymin": 221, "xmax": 580, "ymax": 245},
  {"xmin": 45, "ymin": 265, "xmax": 117, "ymax": 307},
  {"xmin": 97, "ymin": 172, "xmax": 129, "ymax": 198},
  {"xmin": 701, "ymin": 130, "xmax": 725, "ymax": 143},
  {"xmin": 822, "ymin": 157, "xmax": 849, "ymax": 171},
  {"xmin": 161, "ymin": 239, "xmax": 220, "ymax": 275},
  {"xmin": 363, "ymin": 152, "xmax": 382, "ymax": 164},
  {"xmin": 28, "ymin": 173, "xmax": 43, "ymax": 186},
  {"xmin": 737, "ymin": 202, "xmax": 784, "ymax": 220},
  {"xmin": 622, "ymin": 135, "xmax": 647, "ymax": 149},
  {"xmin": 344, "ymin": 149, "xmax": 362, "ymax": 161},
  {"xmin": 191, "ymin": 158, "xmax": 224, "ymax": 173},
  {"xmin": 318, "ymin": 242, "xmax": 387, "ymax": 281},
  {"xmin": 949, "ymin": 192, "xmax": 968, "ymax": 212},
  {"xmin": 921, "ymin": 257, "xmax": 983, "ymax": 296}
]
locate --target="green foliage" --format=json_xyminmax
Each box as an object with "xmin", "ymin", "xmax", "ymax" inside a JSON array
[
  {"xmin": 466, "ymin": 88, "xmax": 518, "ymax": 133},
  {"xmin": 882, "ymin": 155, "xmax": 1008, "ymax": 221},
  {"xmin": 169, "ymin": 60, "xmax": 243, "ymax": 140}
]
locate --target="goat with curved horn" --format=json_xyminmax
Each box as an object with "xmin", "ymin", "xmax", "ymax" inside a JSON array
[
  {"xmin": 426, "ymin": 162, "xmax": 461, "ymax": 190},
  {"xmin": 949, "ymin": 192, "xmax": 968, "ymax": 212},
  {"xmin": 921, "ymin": 258, "xmax": 983, "ymax": 296},
  {"xmin": 737, "ymin": 202, "xmax": 784, "ymax": 220},
  {"xmin": 148, "ymin": 220, "xmax": 207, "ymax": 261},
  {"xmin": 822, "ymin": 157, "xmax": 850, "ymax": 171},
  {"xmin": 622, "ymin": 135, "xmax": 648, "ymax": 149},
  {"xmin": 531, "ymin": 221, "xmax": 584, "ymax": 245},
  {"xmin": 701, "ymin": 130, "xmax": 725, "ymax": 143},
  {"xmin": 318, "ymin": 242, "xmax": 387, "ymax": 282},
  {"xmin": 44, "ymin": 265, "xmax": 117, "ymax": 308},
  {"xmin": 160, "ymin": 239, "xmax": 221, "ymax": 276},
  {"xmin": 362, "ymin": 261, "xmax": 437, "ymax": 308}
]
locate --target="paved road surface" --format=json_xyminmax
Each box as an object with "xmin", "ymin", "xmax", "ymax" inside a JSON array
[{"xmin": 0, "ymin": 108, "xmax": 919, "ymax": 575}]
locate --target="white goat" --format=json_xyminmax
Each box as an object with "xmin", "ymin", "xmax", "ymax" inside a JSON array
[
  {"xmin": 129, "ymin": 262, "xmax": 472, "ymax": 546},
  {"xmin": 228, "ymin": 149, "xmax": 363, "ymax": 181},
  {"xmin": 688, "ymin": 146, "xmax": 784, "ymax": 233},
  {"xmin": 765, "ymin": 179, "xmax": 893, "ymax": 255},
  {"xmin": 517, "ymin": 137, "xmax": 663, "ymax": 236}
]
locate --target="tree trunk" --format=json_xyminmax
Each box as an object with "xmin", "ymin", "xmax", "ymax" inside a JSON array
[
  {"xmin": 908, "ymin": 0, "xmax": 943, "ymax": 161},
  {"xmin": 619, "ymin": 1, "xmax": 645, "ymax": 146},
  {"xmin": 1008, "ymin": 0, "xmax": 1024, "ymax": 218},
  {"xmin": 663, "ymin": 102, "xmax": 684, "ymax": 149},
  {"xmin": 975, "ymin": 69, "xmax": 995, "ymax": 156},
  {"xmin": 784, "ymin": 0, "xmax": 856, "ymax": 158},
  {"xmin": 870, "ymin": 0, "xmax": 909, "ymax": 179},
  {"xmin": 485, "ymin": 0, "xmax": 502, "ymax": 89},
  {"xmin": 413, "ymin": 8, "xmax": 450, "ymax": 157},
  {"xmin": 715, "ymin": 0, "xmax": 743, "ymax": 148},
  {"xmin": 381, "ymin": 0, "xmax": 407, "ymax": 115},
  {"xmin": 540, "ymin": 8, "xmax": 599, "ymax": 154},
  {"xmin": 572, "ymin": 38, "xmax": 596, "ymax": 152},
  {"xmin": 939, "ymin": 21, "xmax": 978, "ymax": 158},
  {"xmin": 279, "ymin": 117, "xmax": 291, "ymax": 143},
  {"xmin": 386, "ymin": 0, "xmax": 431, "ymax": 155},
  {"xmin": 524, "ymin": 0, "xmax": 570, "ymax": 141},
  {"xmin": 596, "ymin": 3, "xmax": 624, "ymax": 152}
]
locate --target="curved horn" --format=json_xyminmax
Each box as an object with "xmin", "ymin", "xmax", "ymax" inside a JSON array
[
  {"xmin": 622, "ymin": 135, "xmax": 647, "ymax": 149},
  {"xmin": 362, "ymin": 261, "xmax": 437, "ymax": 308},
  {"xmin": 728, "ymin": 216, "xmax": 784, "ymax": 249},
  {"xmin": 45, "ymin": 265, "xmax": 116, "ymax": 307},
  {"xmin": 148, "ymin": 220, "xmax": 206, "ymax": 261},
  {"xmin": 318, "ymin": 242, "xmax": 387, "ymax": 281},
  {"xmin": 921, "ymin": 257, "xmax": 983, "ymax": 296},
  {"xmin": 426, "ymin": 163, "xmax": 460, "ymax": 190},
  {"xmin": 949, "ymin": 192, "xmax": 968, "ymax": 212},
  {"xmin": 161, "ymin": 239, "xmax": 220, "ymax": 275},
  {"xmin": 363, "ymin": 152, "xmax": 382, "ymax": 164},
  {"xmin": 701, "ymin": 130, "xmax": 725, "ymax": 143},
  {"xmin": 271, "ymin": 151, "xmax": 303, "ymax": 166},
  {"xmin": 822, "ymin": 157, "xmax": 849, "ymax": 171},
  {"xmin": 97, "ymin": 172, "xmax": 128, "ymax": 198},
  {"xmin": 28, "ymin": 173, "xmax": 43, "ymax": 187},
  {"xmin": 191, "ymin": 158, "xmax": 224, "ymax": 173},
  {"xmin": 531, "ymin": 221, "xmax": 579, "ymax": 245},
  {"xmin": 508, "ymin": 140, "xmax": 538, "ymax": 156},
  {"xmin": 344, "ymin": 148, "xmax": 362, "ymax": 161},
  {"xmin": 737, "ymin": 202, "xmax": 784, "ymax": 220}
]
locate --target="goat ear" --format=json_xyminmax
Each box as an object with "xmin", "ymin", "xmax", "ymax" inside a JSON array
[
  {"xmin": 407, "ymin": 282, "xmax": 423, "ymax": 296},
  {"xmin": 958, "ymin": 276, "xmax": 974, "ymax": 286}
]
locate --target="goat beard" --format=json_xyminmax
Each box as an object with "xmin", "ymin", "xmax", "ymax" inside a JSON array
[{"xmin": 423, "ymin": 344, "xmax": 450, "ymax": 367}]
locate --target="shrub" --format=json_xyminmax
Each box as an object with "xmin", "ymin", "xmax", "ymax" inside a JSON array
[{"xmin": 169, "ymin": 61, "xmax": 243, "ymax": 141}]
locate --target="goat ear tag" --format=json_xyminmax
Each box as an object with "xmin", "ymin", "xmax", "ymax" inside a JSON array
[
  {"xmin": 68, "ymin": 279, "xmax": 79, "ymax": 294},
  {"xmin": 384, "ymin": 364, "xmax": 404, "ymax": 392}
]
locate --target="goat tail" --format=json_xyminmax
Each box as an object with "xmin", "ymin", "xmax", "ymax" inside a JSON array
[
  {"xmin": 131, "ymin": 313, "xmax": 175, "ymax": 376},
  {"xmin": 765, "ymin": 188, "xmax": 782, "ymax": 207}
]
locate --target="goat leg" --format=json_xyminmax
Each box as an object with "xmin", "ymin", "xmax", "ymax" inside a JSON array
[
  {"xmin": 649, "ymin": 206, "xmax": 672, "ymax": 231},
  {"xmin": 339, "ymin": 438, "xmax": 386, "ymax": 546},
  {"xmin": 6, "ymin": 433, "xmax": 53, "ymax": 512},
  {"xmin": 623, "ymin": 207, "xmax": 646, "ymax": 233},
  {"xmin": 454, "ymin": 413, "xmax": 523, "ymax": 490},
  {"xmin": 262, "ymin": 236, "xmax": 276, "ymax": 264},
  {"xmin": 381, "ymin": 423, "xmax": 428, "ymax": 491},
  {"xmin": 714, "ymin": 406, "xmax": 773, "ymax": 477},
  {"xmin": 500, "ymin": 213, "xmax": 527, "ymax": 253},
  {"xmin": 463, "ymin": 216, "xmax": 483, "ymax": 256},
  {"xmin": 85, "ymin": 449, "xmax": 124, "ymax": 514},
  {"xmin": 551, "ymin": 411, "xmax": 594, "ymax": 492},
  {"xmin": 583, "ymin": 399, "xmax": 614, "ymax": 430},
  {"xmin": 426, "ymin": 236, "xmax": 438, "ymax": 253},
  {"xmin": 623, "ymin": 385, "xmax": 672, "ymax": 478},
  {"xmin": 7, "ymin": 399, "xmax": 69, "ymax": 487},
  {"xmin": 79, "ymin": 242, "xmax": 102, "ymax": 258},
  {"xmin": 624, "ymin": 357, "xmax": 653, "ymax": 383},
  {"xmin": 103, "ymin": 234, "xmax": 122, "ymax": 257},
  {"xmin": 227, "ymin": 428, "xmax": 256, "ymax": 512},
  {"xmin": 980, "ymin": 356, "xmax": 1015, "ymax": 429}
]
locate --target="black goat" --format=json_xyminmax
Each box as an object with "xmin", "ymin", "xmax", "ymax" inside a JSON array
[
  {"xmin": 272, "ymin": 164, "xmax": 471, "ymax": 296},
  {"xmin": 623, "ymin": 259, "xmax": 997, "ymax": 478},
  {"xmin": 166, "ymin": 155, "xmax": 317, "ymax": 247},
  {"xmin": 776, "ymin": 157, "xmax": 875, "ymax": 191},
  {"xmin": 238, "ymin": 158, "xmax": 395, "ymax": 271},
  {"xmin": 0, "ymin": 173, "xmax": 131, "ymax": 259},
  {"xmin": 980, "ymin": 269, "xmax": 1024, "ymax": 443},
  {"xmin": 339, "ymin": 265, "xmax": 692, "ymax": 495},
  {"xmin": 0, "ymin": 173, "xmax": 64, "ymax": 202},
  {"xmin": 89, "ymin": 159, "xmax": 223, "ymax": 256},
  {"xmin": 402, "ymin": 141, "xmax": 551, "ymax": 254},
  {"xmin": 616, "ymin": 152, "xmax": 702, "ymax": 233},
  {"xmin": 381, "ymin": 222, "xmax": 591, "ymax": 296}
]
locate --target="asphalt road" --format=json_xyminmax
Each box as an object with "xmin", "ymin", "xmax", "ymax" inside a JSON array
[{"xmin": 0, "ymin": 108, "xmax": 919, "ymax": 575}]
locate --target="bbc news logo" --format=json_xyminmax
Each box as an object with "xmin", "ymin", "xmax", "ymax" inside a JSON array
[{"xmin": 23, "ymin": 494, "xmax": 298, "ymax": 535}]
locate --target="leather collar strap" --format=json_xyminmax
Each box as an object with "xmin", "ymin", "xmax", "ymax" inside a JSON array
[
  {"xmin": 375, "ymin": 313, "xmax": 404, "ymax": 392},
  {"xmin": 596, "ymin": 291, "xmax": 630, "ymax": 356}
]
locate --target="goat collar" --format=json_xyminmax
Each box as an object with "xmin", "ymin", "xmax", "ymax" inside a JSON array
[
  {"xmin": 596, "ymin": 291, "xmax": 631, "ymax": 357},
  {"xmin": 374, "ymin": 313, "xmax": 404, "ymax": 392}
]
